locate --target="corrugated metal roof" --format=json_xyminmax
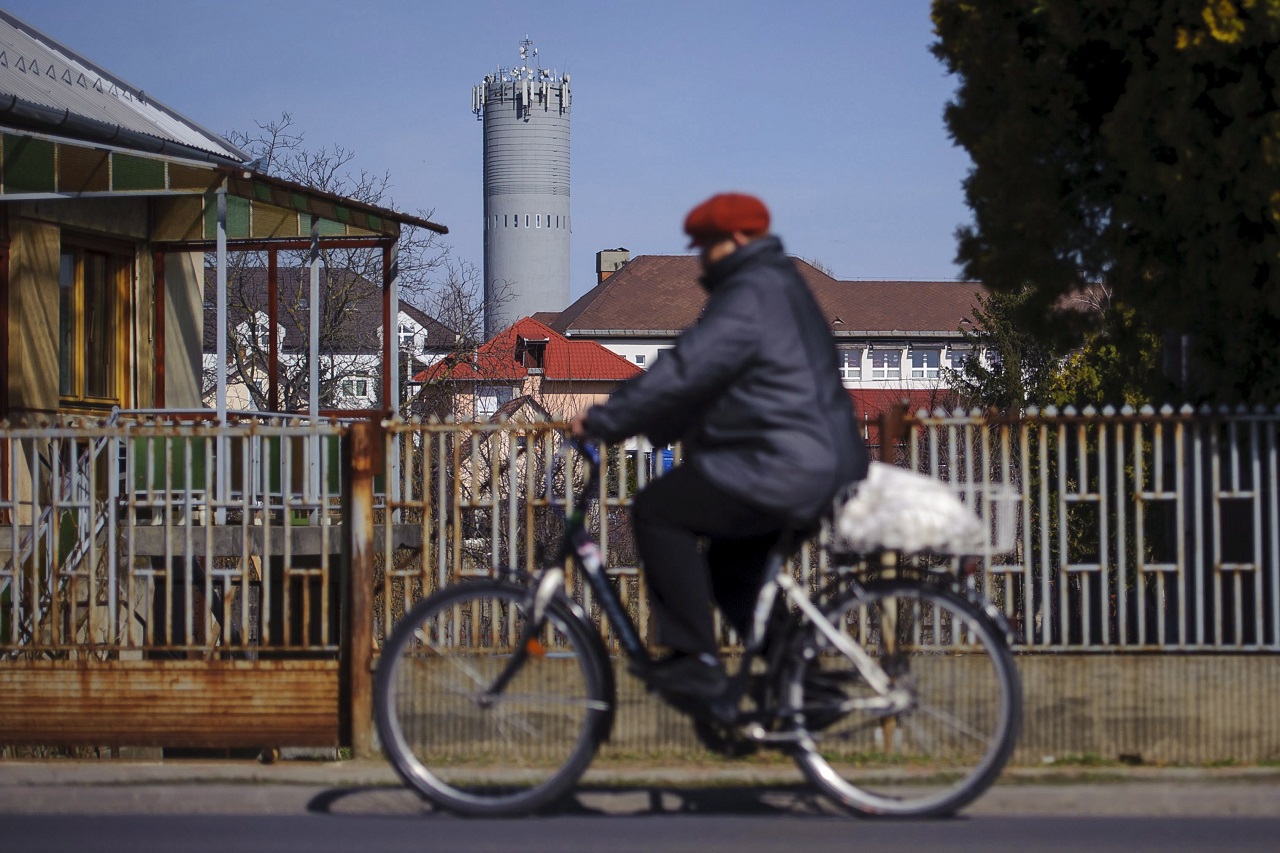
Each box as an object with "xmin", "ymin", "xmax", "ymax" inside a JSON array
[{"xmin": 0, "ymin": 10, "xmax": 245, "ymax": 162}]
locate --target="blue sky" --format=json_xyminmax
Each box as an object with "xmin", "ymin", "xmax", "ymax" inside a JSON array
[{"xmin": 9, "ymin": 0, "xmax": 971, "ymax": 300}]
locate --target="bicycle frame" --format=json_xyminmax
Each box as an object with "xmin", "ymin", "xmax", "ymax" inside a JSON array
[{"xmin": 519, "ymin": 439, "xmax": 908, "ymax": 725}]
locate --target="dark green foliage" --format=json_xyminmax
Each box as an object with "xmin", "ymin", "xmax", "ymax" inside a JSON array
[{"xmin": 933, "ymin": 0, "xmax": 1280, "ymax": 405}]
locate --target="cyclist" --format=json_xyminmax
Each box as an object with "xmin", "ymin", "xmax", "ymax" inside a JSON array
[{"xmin": 571, "ymin": 192, "xmax": 868, "ymax": 702}]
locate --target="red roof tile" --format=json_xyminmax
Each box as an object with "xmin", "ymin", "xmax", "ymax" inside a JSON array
[{"xmin": 417, "ymin": 317, "xmax": 642, "ymax": 383}]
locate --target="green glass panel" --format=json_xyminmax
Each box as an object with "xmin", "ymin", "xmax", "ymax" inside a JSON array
[
  {"xmin": 132, "ymin": 435, "xmax": 207, "ymax": 491},
  {"xmin": 112, "ymin": 153, "xmax": 165, "ymax": 191},
  {"xmin": 3, "ymin": 135, "xmax": 55, "ymax": 193},
  {"xmin": 201, "ymin": 191, "xmax": 252, "ymax": 238},
  {"xmin": 226, "ymin": 195, "xmax": 251, "ymax": 237},
  {"xmin": 333, "ymin": 205, "xmax": 350, "ymax": 224},
  {"xmin": 316, "ymin": 218, "xmax": 345, "ymax": 237}
]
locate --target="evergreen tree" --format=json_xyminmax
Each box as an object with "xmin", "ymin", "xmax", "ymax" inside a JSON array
[{"xmin": 933, "ymin": 0, "xmax": 1280, "ymax": 405}]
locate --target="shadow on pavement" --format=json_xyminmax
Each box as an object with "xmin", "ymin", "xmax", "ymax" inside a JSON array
[{"xmin": 305, "ymin": 783, "xmax": 933, "ymax": 820}]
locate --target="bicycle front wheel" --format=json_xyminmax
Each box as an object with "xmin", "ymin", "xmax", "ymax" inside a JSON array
[
  {"xmin": 785, "ymin": 577, "xmax": 1021, "ymax": 817},
  {"xmin": 375, "ymin": 579, "xmax": 612, "ymax": 816}
]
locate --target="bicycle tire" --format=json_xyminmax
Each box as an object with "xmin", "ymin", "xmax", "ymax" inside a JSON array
[
  {"xmin": 783, "ymin": 577, "xmax": 1021, "ymax": 817},
  {"xmin": 375, "ymin": 579, "xmax": 612, "ymax": 816}
]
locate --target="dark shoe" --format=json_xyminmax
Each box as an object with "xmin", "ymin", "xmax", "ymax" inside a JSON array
[
  {"xmin": 802, "ymin": 668, "xmax": 858, "ymax": 731},
  {"xmin": 643, "ymin": 652, "xmax": 727, "ymax": 702}
]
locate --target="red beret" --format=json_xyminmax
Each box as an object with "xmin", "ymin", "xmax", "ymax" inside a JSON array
[{"xmin": 683, "ymin": 193, "xmax": 770, "ymax": 248}]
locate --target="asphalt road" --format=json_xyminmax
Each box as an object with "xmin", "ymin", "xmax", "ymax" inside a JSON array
[
  {"xmin": 5, "ymin": 809, "xmax": 1280, "ymax": 853},
  {"xmin": 4, "ymin": 777, "xmax": 1280, "ymax": 853}
]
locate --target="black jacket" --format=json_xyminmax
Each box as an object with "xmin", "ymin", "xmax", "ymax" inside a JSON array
[{"xmin": 583, "ymin": 236, "xmax": 868, "ymax": 524}]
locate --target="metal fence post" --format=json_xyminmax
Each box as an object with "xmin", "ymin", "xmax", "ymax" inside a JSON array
[{"xmin": 340, "ymin": 418, "xmax": 380, "ymax": 758}]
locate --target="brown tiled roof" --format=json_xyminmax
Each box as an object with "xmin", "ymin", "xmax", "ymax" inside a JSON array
[
  {"xmin": 549, "ymin": 254, "xmax": 985, "ymax": 336},
  {"xmin": 551, "ymin": 256, "xmax": 709, "ymax": 334},
  {"xmin": 820, "ymin": 281, "xmax": 986, "ymax": 334}
]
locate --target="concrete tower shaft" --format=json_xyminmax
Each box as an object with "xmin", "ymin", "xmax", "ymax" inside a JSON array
[{"xmin": 473, "ymin": 38, "xmax": 571, "ymax": 338}]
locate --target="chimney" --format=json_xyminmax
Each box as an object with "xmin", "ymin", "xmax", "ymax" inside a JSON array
[{"xmin": 596, "ymin": 248, "xmax": 631, "ymax": 284}]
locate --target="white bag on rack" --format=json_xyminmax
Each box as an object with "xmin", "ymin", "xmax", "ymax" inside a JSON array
[{"xmin": 833, "ymin": 461, "xmax": 986, "ymax": 556}]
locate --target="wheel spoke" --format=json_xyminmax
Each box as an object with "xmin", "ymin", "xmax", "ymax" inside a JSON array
[
  {"xmin": 375, "ymin": 580, "xmax": 608, "ymax": 816},
  {"xmin": 487, "ymin": 692, "xmax": 612, "ymax": 712},
  {"xmin": 789, "ymin": 578, "xmax": 1020, "ymax": 817},
  {"xmin": 914, "ymin": 702, "xmax": 993, "ymax": 746}
]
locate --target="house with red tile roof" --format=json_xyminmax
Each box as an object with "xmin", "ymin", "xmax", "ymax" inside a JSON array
[
  {"xmin": 414, "ymin": 316, "xmax": 641, "ymax": 421},
  {"xmin": 547, "ymin": 251, "xmax": 987, "ymax": 444}
]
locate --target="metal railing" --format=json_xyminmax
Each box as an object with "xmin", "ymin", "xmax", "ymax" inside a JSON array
[
  {"xmin": 3, "ymin": 406, "xmax": 1279, "ymax": 656},
  {"xmin": 1, "ymin": 416, "xmax": 344, "ymax": 655},
  {"xmin": 895, "ymin": 404, "xmax": 1280, "ymax": 651}
]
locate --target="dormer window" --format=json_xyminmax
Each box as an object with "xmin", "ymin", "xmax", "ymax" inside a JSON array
[
  {"xmin": 254, "ymin": 320, "xmax": 270, "ymax": 349},
  {"xmin": 515, "ymin": 335, "xmax": 548, "ymax": 372}
]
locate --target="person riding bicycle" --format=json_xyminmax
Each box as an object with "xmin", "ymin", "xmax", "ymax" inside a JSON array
[{"xmin": 571, "ymin": 192, "xmax": 868, "ymax": 702}]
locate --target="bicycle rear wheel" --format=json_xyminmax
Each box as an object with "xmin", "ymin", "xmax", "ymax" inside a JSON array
[
  {"xmin": 375, "ymin": 579, "xmax": 611, "ymax": 816},
  {"xmin": 785, "ymin": 577, "xmax": 1020, "ymax": 817}
]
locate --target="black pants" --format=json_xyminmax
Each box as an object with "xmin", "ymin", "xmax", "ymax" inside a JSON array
[{"xmin": 632, "ymin": 463, "xmax": 787, "ymax": 657}]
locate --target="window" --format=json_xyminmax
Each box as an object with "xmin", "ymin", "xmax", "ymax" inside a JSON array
[
  {"xmin": 634, "ymin": 354, "xmax": 646, "ymax": 367},
  {"xmin": 59, "ymin": 240, "xmax": 131, "ymax": 405},
  {"xmin": 398, "ymin": 322, "xmax": 414, "ymax": 348},
  {"xmin": 341, "ymin": 378, "xmax": 370, "ymax": 398},
  {"xmin": 949, "ymin": 348, "xmax": 973, "ymax": 370},
  {"xmin": 838, "ymin": 348, "xmax": 862, "ymax": 381},
  {"xmin": 910, "ymin": 348, "xmax": 941, "ymax": 379},
  {"xmin": 536, "ymin": 214, "xmax": 542, "ymax": 228},
  {"xmin": 475, "ymin": 384, "xmax": 514, "ymax": 418},
  {"xmin": 870, "ymin": 349, "xmax": 901, "ymax": 380},
  {"xmin": 251, "ymin": 316, "xmax": 271, "ymax": 349},
  {"xmin": 513, "ymin": 214, "xmax": 518, "ymax": 228},
  {"xmin": 525, "ymin": 214, "xmax": 530, "ymax": 228},
  {"xmin": 504, "ymin": 214, "xmax": 509, "ymax": 227},
  {"xmin": 515, "ymin": 335, "xmax": 548, "ymax": 370}
]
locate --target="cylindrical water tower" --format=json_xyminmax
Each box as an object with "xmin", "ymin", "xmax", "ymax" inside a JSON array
[{"xmin": 473, "ymin": 37, "xmax": 571, "ymax": 338}]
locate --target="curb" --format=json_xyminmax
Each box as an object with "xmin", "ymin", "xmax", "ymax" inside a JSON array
[{"xmin": 2, "ymin": 759, "xmax": 1279, "ymax": 789}]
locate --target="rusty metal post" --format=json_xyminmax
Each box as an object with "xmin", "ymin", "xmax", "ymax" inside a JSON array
[
  {"xmin": 877, "ymin": 402, "xmax": 908, "ymax": 464},
  {"xmin": 340, "ymin": 418, "xmax": 381, "ymax": 758},
  {"xmin": 875, "ymin": 402, "xmax": 909, "ymax": 754}
]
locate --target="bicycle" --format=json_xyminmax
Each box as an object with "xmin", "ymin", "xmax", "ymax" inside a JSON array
[{"xmin": 374, "ymin": 437, "xmax": 1021, "ymax": 818}]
